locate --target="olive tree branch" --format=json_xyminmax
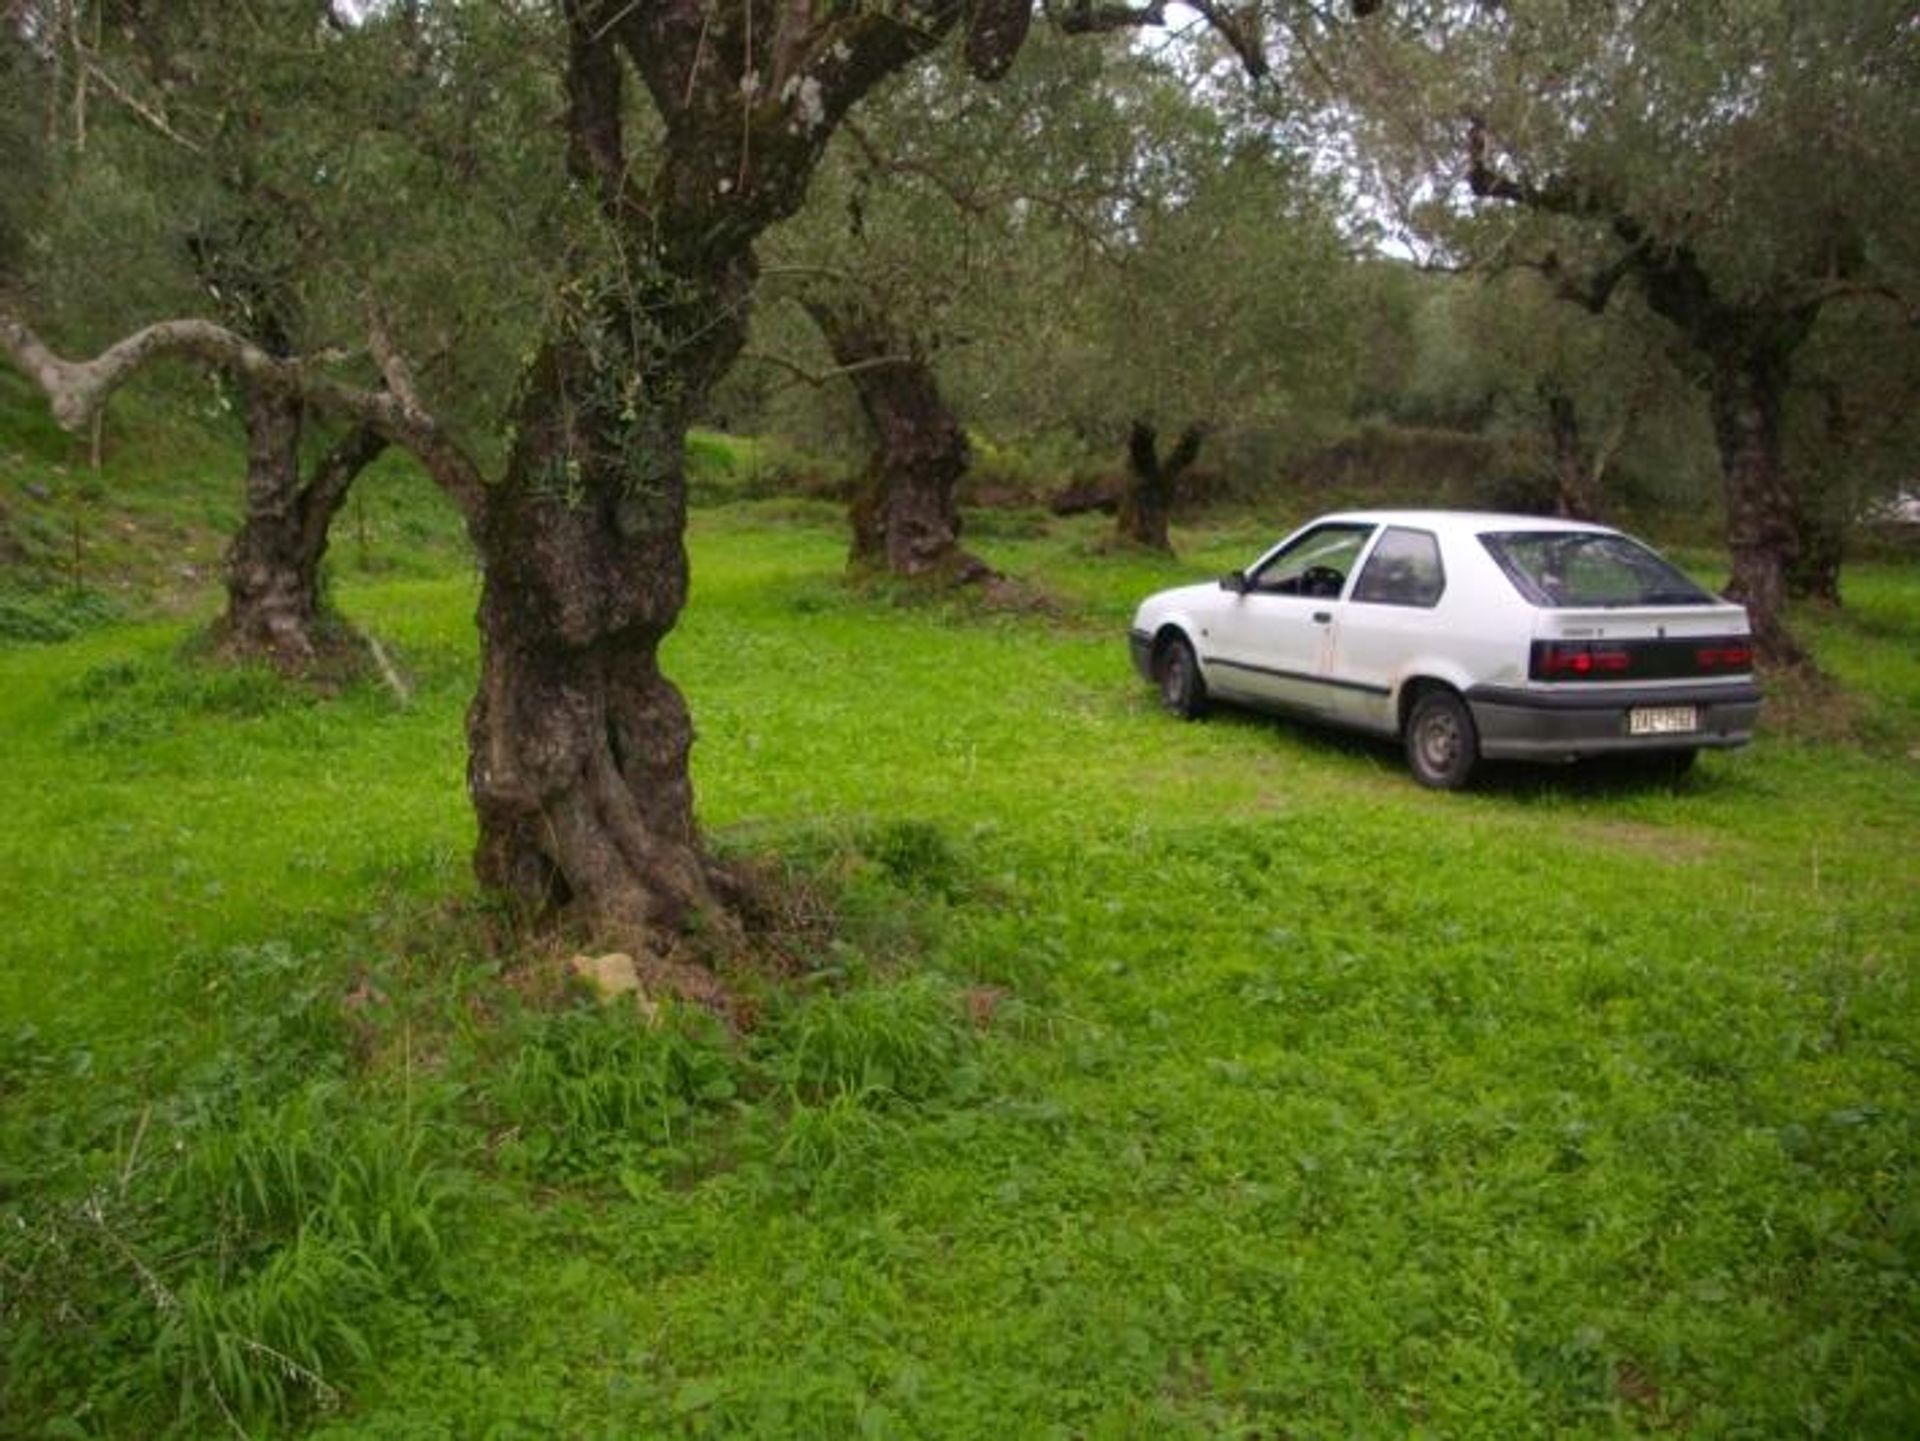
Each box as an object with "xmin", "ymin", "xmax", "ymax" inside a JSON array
[{"xmin": 0, "ymin": 302, "xmax": 487, "ymax": 518}]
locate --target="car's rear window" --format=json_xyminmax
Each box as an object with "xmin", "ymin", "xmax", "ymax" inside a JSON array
[{"xmin": 1479, "ymin": 531, "xmax": 1716, "ymax": 608}]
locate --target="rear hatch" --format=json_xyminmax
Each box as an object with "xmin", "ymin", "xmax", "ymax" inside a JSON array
[{"xmin": 1477, "ymin": 527, "xmax": 1755, "ymax": 687}]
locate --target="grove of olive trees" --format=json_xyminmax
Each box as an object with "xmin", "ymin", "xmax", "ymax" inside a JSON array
[{"xmin": 4, "ymin": 0, "xmax": 1917, "ymax": 986}]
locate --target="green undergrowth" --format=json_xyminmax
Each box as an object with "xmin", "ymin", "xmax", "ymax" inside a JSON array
[
  {"xmin": 2, "ymin": 495, "xmax": 1918, "ymax": 1437},
  {"xmin": 0, "ymin": 365, "xmax": 470, "ymax": 645}
]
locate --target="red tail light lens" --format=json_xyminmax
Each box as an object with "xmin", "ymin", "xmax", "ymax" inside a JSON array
[
  {"xmin": 1696, "ymin": 644, "xmax": 1753, "ymax": 670},
  {"xmin": 1535, "ymin": 643, "xmax": 1633, "ymax": 678},
  {"xmin": 1531, "ymin": 636, "xmax": 1755, "ymax": 681}
]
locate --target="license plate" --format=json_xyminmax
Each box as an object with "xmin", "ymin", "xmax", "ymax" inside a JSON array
[{"xmin": 1630, "ymin": 705, "xmax": 1699, "ymax": 736}]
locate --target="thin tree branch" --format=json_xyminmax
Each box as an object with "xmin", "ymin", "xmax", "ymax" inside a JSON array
[
  {"xmin": 843, "ymin": 119, "xmax": 989, "ymax": 216},
  {"xmin": 75, "ymin": 54, "xmax": 205, "ymax": 154},
  {"xmin": 1466, "ymin": 115, "xmax": 1617, "ymax": 219},
  {"xmin": 0, "ymin": 303, "xmax": 487, "ymax": 518},
  {"xmin": 1186, "ymin": 0, "xmax": 1267, "ymax": 78},
  {"xmin": 1801, "ymin": 278, "xmax": 1920, "ymax": 326},
  {"xmin": 740, "ymin": 347, "xmax": 913, "ymax": 388}
]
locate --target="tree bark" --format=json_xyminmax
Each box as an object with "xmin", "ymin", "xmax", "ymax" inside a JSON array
[
  {"xmin": 1787, "ymin": 494, "xmax": 1844, "ymax": 606},
  {"xmin": 1785, "ymin": 382, "xmax": 1846, "ymax": 605},
  {"xmin": 1708, "ymin": 341, "xmax": 1806, "ymax": 666},
  {"xmin": 1541, "ymin": 385, "xmax": 1599, "ymax": 520},
  {"xmin": 802, "ymin": 294, "xmax": 987, "ymax": 581},
  {"xmin": 217, "ymin": 380, "xmax": 387, "ymax": 667},
  {"xmin": 459, "ymin": 255, "xmax": 749, "ymax": 996},
  {"xmin": 1117, "ymin": 420, "xmax": 1202, "ymax": 553}
]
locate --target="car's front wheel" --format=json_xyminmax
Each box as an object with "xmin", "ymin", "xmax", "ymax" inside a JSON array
[
  {"xmin": 1405, "ymin": 688, "xmax": 1478, "ymax": 790},
  {"xmin": 1156, "ymin": 635, "xmax": 1207, "ymax": 719}
]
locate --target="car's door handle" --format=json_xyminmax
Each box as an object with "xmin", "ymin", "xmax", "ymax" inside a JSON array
[{"xmin": 1312, "ymin": 610, "xmax": 1333, "ymax": 624}]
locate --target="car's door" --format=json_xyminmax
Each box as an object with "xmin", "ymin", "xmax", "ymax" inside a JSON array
[
  {"xmin": 1326, "ymin": 525, "xmax": 1449, "ymax": 732},
  {"xmin": 1205, "ymin": 522, "xmax": 1375, "ymax": 712}
]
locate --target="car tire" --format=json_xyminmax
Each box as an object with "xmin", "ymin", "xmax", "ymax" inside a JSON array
[
  {"xmin": 1157, "ymin": 635, "xmax": 1207, "ymax": 719},
  {"xmin": 1405, "ymin": 688, "xmax": 1479, "ymax": 790}
]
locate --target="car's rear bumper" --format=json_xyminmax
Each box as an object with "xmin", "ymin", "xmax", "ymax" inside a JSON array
[{"xmin": 1465, "ymin": 682, "xmax": 1763, "ymax": 759}]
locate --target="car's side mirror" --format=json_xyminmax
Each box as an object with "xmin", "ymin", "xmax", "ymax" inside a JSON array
[{"xmin": 1219, "ymin": 570, "xmax": 1248, "ymax": 594}]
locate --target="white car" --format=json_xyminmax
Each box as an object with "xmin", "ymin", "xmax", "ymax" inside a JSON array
[{"xmin": 1127, "ymin": 510, "xmax": 1762, "ymax": 788}]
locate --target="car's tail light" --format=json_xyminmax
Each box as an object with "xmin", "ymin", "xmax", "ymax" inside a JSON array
[
  {"xmin": 1530, "ymin": 637, "xmax": 1754, "ymax": 682},
  {"xmin": 1695, "ymin": 643, "xmax": 1753, "ymax": 671},
  {"xmin": 1534, "ymin": 643, "xmax": 1633, "ymax": 678}
]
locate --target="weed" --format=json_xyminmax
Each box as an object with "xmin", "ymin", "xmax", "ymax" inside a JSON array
[
  {"xmin": 772, "ymin": 1091, "xmax": 896, "ymax": 1201},
  {"xmin": 155, "ymin": 1228, "xmax": 373, "ymax": 1429},
  {"xmin": 862, "ymin": 818, "xmax": 968, "ymax": 897},
  {"xmin": 489, "ymin": 1001, "xmax": 739, "ymax": 1179},
  {"xmin": 0, "ymin": 581, "xmax": 125, "ymax": 642},
  {"xmin": 5, "ymin": 1090, "xmax": 452, "ymax": 1436},
  {"xmin": 762, "ymin": 976, "xmax": 981, "ymax": 1106},
  {"xmin": 173, "ymin": 1092, "xmax": 447, "ymax": 1283}
]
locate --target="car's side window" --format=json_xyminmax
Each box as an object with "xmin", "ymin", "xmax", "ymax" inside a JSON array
[
  {"xmin": 1352, "ymin": 527, "xmax": 1445, "ymax": 608},
  {"xmin": 1249, "ymin": 523, "xmax": 1375, "ymax": 598}
]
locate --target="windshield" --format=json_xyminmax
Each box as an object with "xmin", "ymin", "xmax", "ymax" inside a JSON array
[{"xmin": 1480, "ymin": 531, "xmax": 1716, "ymax": 608}]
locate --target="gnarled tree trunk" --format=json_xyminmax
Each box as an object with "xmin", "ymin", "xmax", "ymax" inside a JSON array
[
  {"xmin": 448, "ymin": 0, "xmax": 1077, "ymax": 984},
  {"xmin": 1541, "ymin": 385, "xmax": 1600, "ymax": 520},
  {"xmin": 218, "ymin": 380, "xmax": 386, "ymax": 667},
  {"xmin": 1785, "ymin": 382, "xmax": 1847, "ymax": 605},
  {"xmin": 462, "ymin": 256, "xmax": 748, "ymax": 997},
  {"xmin": 1117, "ymin": 420, "xmax": 1203, "ymax": 553},
  {"xmin": 1708, "ymin": 341, "xmax": 1805, "ymax": 665},
  {"xmin": 1465, "ymin": 125, "xmax": 1834, "ymax": 668},
  {"xmin": 1787, "ymin": 497, "xmax": 1844, "ymax": 606},
  {"xmin": 802, "ymin": 294, "xmax": 986, "ymax": 581}
]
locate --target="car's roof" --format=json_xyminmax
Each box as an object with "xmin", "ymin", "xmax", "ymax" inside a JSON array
[{"xmin": 1311, "ymin": 509, "xmax": 1619, "ymax": 536}]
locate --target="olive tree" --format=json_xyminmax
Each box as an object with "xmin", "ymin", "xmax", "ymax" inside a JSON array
[
  {"xmin": 2, "ymin": 0, "xmax": 557, "ymax": 668},
  {"xmin": 1319, "ymin": 0, "xmax": 1920, "ymax": 661},
  {"xmin": 751, "ymin": 33, "xmax": 1162, "ymax": 578},
  {"xmin": 4, "ymin": 0, "xmax": 1386, "ymax": 997}
]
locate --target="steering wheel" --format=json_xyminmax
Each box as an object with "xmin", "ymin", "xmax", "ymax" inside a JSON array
[{"xmin": 1300, "ymin": 564, "xmax": 1345, "ymax": 598}]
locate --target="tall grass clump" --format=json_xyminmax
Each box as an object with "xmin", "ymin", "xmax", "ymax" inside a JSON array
[
  {"xmin": 762, "ymin": 975, "xmax": 980, "ymax": 1107},
  {"xmin": 4, "ymin": 1090, "xmax": 453, "ymax": 1435},
  {"xmin": 174, "ymin": 1090, "xmax": 447, "ymax": 1283},
  {"xmin": 2, "ymin": 928, "xmax": 456, "ymax": 1435},
  {"xmin": 488, "ymin": 1001, "xmax": 740, "ymax": 1179},
  {"xmin": 861, "ymin": 817, "xmax": 969, "ymax": 899}
]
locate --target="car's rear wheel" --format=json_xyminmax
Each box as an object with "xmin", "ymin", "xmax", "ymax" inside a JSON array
[
  {"xmin": 1405, "ymin": 688, "xmax": 1478, "ymax": 790},
  {"xmin": 1157, "ymin": 635, "xmax": 1207, "ymax": 719}
]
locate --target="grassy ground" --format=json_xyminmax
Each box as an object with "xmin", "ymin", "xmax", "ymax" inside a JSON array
[{"xmin": 2, "ymin": 459, "xmax": 1918, "ymax": 1435}]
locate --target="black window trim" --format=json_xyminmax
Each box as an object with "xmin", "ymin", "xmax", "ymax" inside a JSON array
[
  {"xmin": 1246, "ymin": 520, "xmax": 1378, "ymax": 597},
  {"xmin": 1350, "ymin": 525, "xmax": 1447, "ymax": 610}
]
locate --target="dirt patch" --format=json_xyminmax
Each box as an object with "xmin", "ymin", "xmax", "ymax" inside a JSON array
[
  {"xmin": 1760, "ymin": 665, "xmax": 1871, "ymax": 745},
  {"xmin": 1565, "ymin": 817, "xmax": 1719, "ymax": 863}
]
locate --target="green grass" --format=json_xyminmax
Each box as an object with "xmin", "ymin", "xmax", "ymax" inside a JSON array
[
  {"xmin": 2, "ymin": 487, "xmax": 1918, "ymax": 1437},
  {"xmin": 0, "ymin": 365, "xmax": 472, "ymax": 643}
]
